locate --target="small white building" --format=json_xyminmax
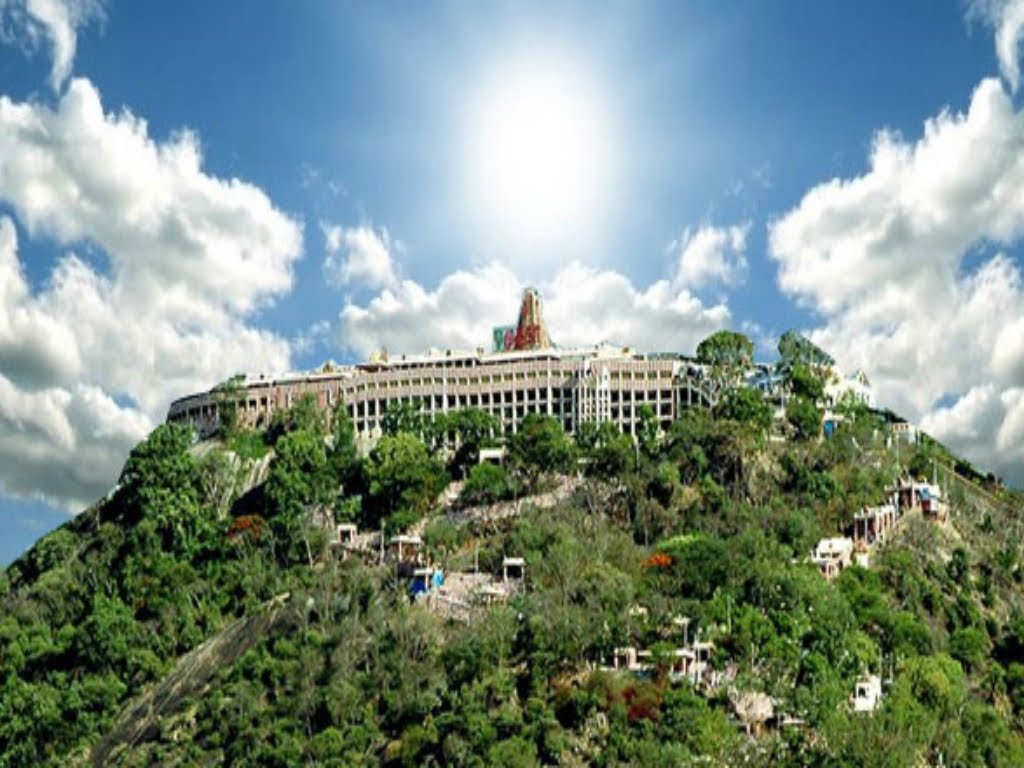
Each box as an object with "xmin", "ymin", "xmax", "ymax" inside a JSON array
[
  {"xmin": 479, "ymin": 447, "xmax": 506, "ymax": 465},
  {"xmin": 890, "ymin": 420, "xmax": 917, "ymax": 445},
  {"xmin": 628, "ymin": 604, "xmax": 649, "ymax": 622},
  {"xmin": 852, "ymin": 503, "xmax": 898, "ymax": 545},
  {"xmin": 853, "ymin": 674, "xmax": 883, "ymax": 713},
  {"xmin": 853, "ymin": 541, "xmax": 870, "ymax": 569},
  {"xmin": 336, "ymin": 523, "xmax": 357, "ymax": 545},
  {"xmin": 502, "ymin": 556, "xmax": 525, "ymax": 583},
  {"xmin": 390, "ymin": 534, "xmax": 422, "ymax": 562},
  {"xmin": 812, "ymin": 537, "xmax": 854, "ymax": 580},
  {"xmin": 611, "ymin": 646, "xmax": 650, "ymax": 672},
  {"xmin": 825, "ymin": 370, "xmax": 876, "ymax": 410}
]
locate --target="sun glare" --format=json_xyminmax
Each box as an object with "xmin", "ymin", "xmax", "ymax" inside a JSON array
[{"xmin": 465, "ymin": 58, "xmax": 613, "ymax": 252}]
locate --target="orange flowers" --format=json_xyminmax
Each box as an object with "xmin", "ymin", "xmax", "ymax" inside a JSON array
[
  {"xmin": 226, "ymin": 514, "xmax": 264, "ymax": 542},
  {"xmin": 643, "ymin": 553, "xmax": 672, "ymax": 568}
]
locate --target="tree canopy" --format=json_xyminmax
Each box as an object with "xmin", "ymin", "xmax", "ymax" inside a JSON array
[
  {"xmin": 5, "ymin": 353, "xmax": 1024, "ymax": 767},
  {"xmin": 696, "ymin": 329, "xmax": 753, "ymax": 367}
]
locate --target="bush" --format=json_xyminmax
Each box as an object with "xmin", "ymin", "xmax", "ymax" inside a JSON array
[
  {"xmin": 228, "ymin": 429, "xmax": 268, "ymax": 460},
  {"xmin": 461, "ymin": 462, "xmax": 516, "ymax": 506},
  {"xmin": 950, "ymin": 626, "xmax": 989, "ymax": 671},
  {"xmin": 786, "ymin": 396, "xmax": 821, "ymax": 441}
]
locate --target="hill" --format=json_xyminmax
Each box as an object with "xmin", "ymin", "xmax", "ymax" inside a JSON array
[{"xmin": 2, "ymin": 350, "xmax": 1024, "ymax": 767}]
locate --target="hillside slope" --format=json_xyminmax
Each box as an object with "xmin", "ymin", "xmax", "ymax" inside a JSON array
[{"xmin": 3, "ymin": 390, "xmax": 1024, "ymax": 767}]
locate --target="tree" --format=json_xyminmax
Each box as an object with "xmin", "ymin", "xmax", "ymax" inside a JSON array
[
  {"xmin": 714, "ymin": 386, "xmax": 772, "ymax": 431},
  {"xmin": 950, "ymin": 626, "xmax": 989, "ymax": 671},
  {"xmin": 509, "ymin": 414, "xmax": 574, "ymax": 485},
  {"xmin": 213, "ymin": 374, "xmax": 245, "ymax": 438},
  {"xmin": 328, "ymin": 403, "xmax": 364, "ymax": 499},
  {"xmin": 381, "ymin": 400, "xmax": 426, "ymax": 438},
  {"xmin": 117, "ymin": 423, "xmax": 204, "ymax": 553},
  {"xmin": 441, "ymin": 408, "xmax": 500, "ymax": 474},
  {"xmin": 461, "ymin": 462, "xmax": 515, "ymax": 506},
  {"xmin": 656, "ymin": 534, "xmax": 730, "ymax": 600},
  {"xmin": 264, "ymin": 429, "xmax": 334, "ymax": 561},
  {"xmin": 636, "ymin": 405, "xmax": 660, "ymax": 459},
  {"xmin": 75, "ymin": 594, "xmax": 138, "ymax": 679},
  {"xmin": 583, "ymin": 422, "xmax": 635, "ymax": 477},
  {"xmin": 365, "ymin": 433, "xmax": 448, "ymax": 528},
  {"xmin": 787, "ymin": 363, "xmax": 825, "ymax": 402},
  {"xmin": 786, "ymin": 395, "xmax": 820, "ymax": 441},
  {"xmin": 777, "ymin": 330, "xmax": 834, "ymax": 370},
  {"xmin": 265, "ymin": 429, "xmax": 333, "ymax": 520},
  {"xmin": 265, "ymin": 392, "xmax": 326, "ymax": 446},
  {"xmin": 696, "ymin": 330, "xmax": 754, "ymax": 387}
]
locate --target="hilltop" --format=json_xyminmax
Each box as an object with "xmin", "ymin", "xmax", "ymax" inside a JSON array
[{"xmin": 2, "ymin": 330, "xmax": 1024, "ymax": 767}]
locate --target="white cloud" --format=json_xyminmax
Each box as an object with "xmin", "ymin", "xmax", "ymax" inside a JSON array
[
  {"xmin": 292, "ymin": 319, "xmax": 331, "ymax": 357},
  {"xmin": 0, "ymin": 0, "xmax": 104, "ymax": 90},
  {"xmin": 322, "ymin": 223, "xmax": 396, "ymax": 288},
  {"xmin": 970, "ymin": 0, "xmax": 1024, "ymax": 92},
  {"xmin": 0, "ymin": 79, "xmax": 302, "ymax": 510},
  {"xmin": 337, "ymin": 260, "xmax": 728, "ymax": 359},
  {"xmin": 921, "ymin": 385, "xmax": 1024, "ymax": 481},
  {"xmin": 769, "ymin": 76, "xmax": 1024, "ymax": 484},
  {"xmin": 672, "ymin": 222, "xmax": 749, "ymax": 288}
]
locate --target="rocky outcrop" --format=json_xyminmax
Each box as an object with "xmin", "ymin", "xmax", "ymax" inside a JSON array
[{"xmin": 89, "ymin": 593, "xmax": 294, "ymax": 767}]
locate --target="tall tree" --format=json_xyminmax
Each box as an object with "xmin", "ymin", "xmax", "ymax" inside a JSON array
[
  {"xmin": 777, "ymin": 330, "xmax": 834, "ymax": 370},
  {"xmin": 696, "ymin": 330, "xmax": 754, "ymax": 372},
  {"xmin": 117, "ymin": 423, "xmax": 203, "ymax": 552},
  {"xmin": 509, "ymin": 413, "xmax": 574, "ymax": 485},
  {"xmin": 365, "ymin": 433, "xmax": 448, "ymax": 529},
  {"xmin": 696, "ymin": 330, "xmax": 755, "ymax": 398}
]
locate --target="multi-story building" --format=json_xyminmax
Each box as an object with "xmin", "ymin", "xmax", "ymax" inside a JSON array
[{"xmin": 166, "ymin": 289, "xmax": 721, "ymax": 444}]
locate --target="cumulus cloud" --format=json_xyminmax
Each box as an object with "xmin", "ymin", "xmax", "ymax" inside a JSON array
[
  {"xmin": 921, "ymin": 385, "xmax": 1024, "ymax": 481},
  {"xmin": 769, "ymin": 76, "xmax": 1024, "ymax": 483},
  {"xmin": 0, "ymin": 80, "xmax": 302, "ymax": 510},
  {"xmin": 970, "ymin": 0, "xmax": 1024, "ymax": 92},
  {"xmin": 671, "ymin": 222, "xmax": 749, "ymax": 288},
  {"xmin": 0, "ymin": 0, "xmax": 104, "ymax": 90},
  {"xmin": 322, "ymin": 223, "xmax": 396, "ymax": 288},
  {"xmin": 337, "ymin": 260, "xmax": 728, "ymax": 359}
]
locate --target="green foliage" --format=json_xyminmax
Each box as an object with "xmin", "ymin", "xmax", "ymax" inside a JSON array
[
  {"xmin": 786, "ymin": 395, "xmax": 821, "ymax": 441},
  {"xmin": 636, "ymin": 404, "xmax": 660, "ymax": 459},
  {"xmin": 365, "ymin": 432, "xmax": 448, "ymax": 529},
  {"xmin": 226, "ymin": 428, "xmax": 268, "ymax": 460},
  {"xmin": 461, "ymin": 461, "xmax": 517, "ymax": 506},
  {"xmin": 786, "ymin": 363, "xmax": 825, "ymax": 402},
  {"xmin": 713, "ymin": 386, "xmax": 772, "ymax": 431},
  {"xmin": 271, "ymin": 392, "xmax": 326, "ymax": 442},
  {"xmin": 381, "ymin": 399, "xmax": 426, "ymax": 438},
  {"xmin": 578, "ymin": 421, "xmax": 635, "ymax": 477},
  {"xmin": 696, "ymin": 330, "xmax": 754, "ymax": 391},
  {"xmin": 117, "ymin": 423, "xmax": 205, "ymax": 552},
  {"xmin": 5, "ymin": 357, "xmax": 1024, "ymax": 767},
  {"xmin": 950, "ymin": 625, "xmax": 989, "ymax": 670},
  {"xmin": 327, "ymin": 402, "xmax": 364, "ymax": 498},
  {"xmin": 509, "ymin": 413, "xmax": 574, "ymax": 486},
  {"xmin": 264, "ymin": 428, "xmax": 335, "ymax": 562},
  {"xmin": 434, "ymin": 407, "xmax": 500, "ymax": 473},
  {"xmin": 265, "ymin": 429, "xmax": 332, "ymax": 520},
  {"xmin": 696, "ymin": 329, "xmax": 754, "ymax": 370},
  {"xmin": 778, "ymin": 330, "xmax": 834, "ymax": 369},
  {"xmin": 213, "ymin": 374, "xmax": 245, "ymax": 439},
  {"xmin": 655, "ymin": 534, "xmax": 729, "ymax": 600}
]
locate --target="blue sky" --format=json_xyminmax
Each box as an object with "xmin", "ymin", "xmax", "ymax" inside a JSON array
[{"xmin": 2, "ymin": 0, "xmax": 1024, "ymax": 564}]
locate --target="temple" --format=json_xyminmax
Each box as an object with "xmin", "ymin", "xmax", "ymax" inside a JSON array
[
  {"xmin": 167, "ymin": 288, "xmax": 722, "ymax": 443},
  {"xmin": 166, "ymin": 289, "xmax": 877, "ymax": 449}
]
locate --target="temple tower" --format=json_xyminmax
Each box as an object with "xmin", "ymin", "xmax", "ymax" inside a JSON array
[{"xmin": 513, "ymin": 287, "xmax": 552, "ymax": 350}]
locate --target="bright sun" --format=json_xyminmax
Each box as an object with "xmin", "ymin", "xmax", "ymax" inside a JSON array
[{"xmin": 465, "ymin": 58, "xmax": 612, "ymax": 251}]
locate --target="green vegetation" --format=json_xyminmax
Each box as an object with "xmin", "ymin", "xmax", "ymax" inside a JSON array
[
  {"xmin": 3, "ymin": 339, "xmax": 1024, "ymax": 767},
  {"xmin": 460, "ymin": 462, "xmax": 518, "ymax": 507}
]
